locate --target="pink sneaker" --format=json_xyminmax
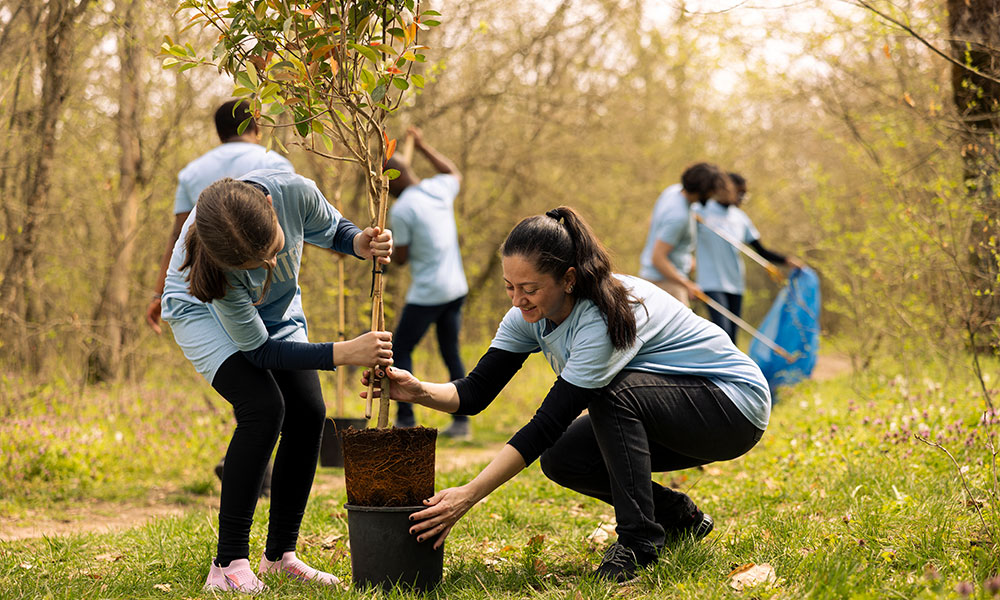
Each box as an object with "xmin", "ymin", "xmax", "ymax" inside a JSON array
[
  {"xmin": 258, "ymin": 551, "xmax": 340, "ymax": 585},
  {"xmin": 203, "ymin": 558, "xmax": 268, "ymax": 593}
]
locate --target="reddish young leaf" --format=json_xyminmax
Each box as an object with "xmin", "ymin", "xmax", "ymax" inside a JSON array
[{"xmin": 386, "ymin": 138, "xmax": 397, "ymax": 161}]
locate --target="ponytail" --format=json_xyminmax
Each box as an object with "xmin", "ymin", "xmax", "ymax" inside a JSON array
[
  {"xmin": 501, "ymin": 206, "xmax": 637, "ymax": 350},
  {"xmin": 181, "ymin": 225, "xmax": 229, "ymax": 302}
]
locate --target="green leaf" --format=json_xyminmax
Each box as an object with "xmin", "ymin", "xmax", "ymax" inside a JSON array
[
  {"xmin": 318, "ymin": 131, "xmax": 334, "ymax": 152},
  {"xmin": 351, "ymin": 43, "xmax": 379, "ymax": 64},
  {"xmin": 391, "ymin": 77, "xmax": 408, "ymax": 90},
  {"xmin": 421, "ymin": 19, "xmax": 440, "ymax": 27},
  {"xmin": 267, "ymin": 102, "xmax": 286, "ymax": 115},
  {"xmin": 371, "ymin": 83, "xmax": 387, "ymax": 103},
  {"xmin": 237, "ymin": 117, "xmax": 253, "ymax": 135},
  {"xmin": 232, "ymin": 86, "xmax": 255, "ymax": 97},
  {"xmin": 178, "ymin": 62, "xmax": 199, "ymax": 72},
  {"xmin": 421, "ymin": 9, "xmax": 441, "ymax": 16},
  {"xmin": 246, "ymin": 63, "xmax": 259, "ymax": 86},
  {"xmin": 385, "ymin": 168, "xmax": 401, "ymax": 180},
  {"xmin": 235, "ymin": 71, "xmax": 254, "ymax": 90},
  {"xmin": 295, "ymin": 119, "xmax": 310, "ymax": 137},
  {"xmin": 411, "ymin": 74, "xmax": 425, "ymax": 88},
  {"xmin": 359, "ymin": 68, "xmax": 376, "ymax": 91},
  {"xmin": 162, "ymin": 57, "xmax": 180, "ymax": 68}
]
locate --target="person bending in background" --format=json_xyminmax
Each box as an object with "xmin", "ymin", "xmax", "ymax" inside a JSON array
[
  {"xmin": 638, "ymin": 162, "xmax": 727, "ymax": 306},
  {"xmin": 161, "ymin": 170, "xmax": 393, "ymax": 592},
  {"xmin": 367, "ymin": 206, "xmax": 770, "ymax": 583},
  {"xmin": 384, "ymin": 126, "xmax": 471, "ymax": 439},
  {"xmin": 694, "ymin": 172, "xmax": 804, "ymax": 343},
  {"xmin": 146, "ymin": 99, "xmax": 294, "ymax": 495}
]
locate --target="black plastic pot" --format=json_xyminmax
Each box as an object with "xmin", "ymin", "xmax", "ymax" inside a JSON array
[
  {"xmin": 319, "ymin": 417, "xmax": 368, "ymax": 468},
  {"xmin": 345, "ymin": 504, "xmax": 444, "ymax": 593}
]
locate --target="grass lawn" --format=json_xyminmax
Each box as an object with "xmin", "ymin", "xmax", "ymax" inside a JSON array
[{"xmin": 1, "ymin": 347, "xmax": 998, "ymax": 599}]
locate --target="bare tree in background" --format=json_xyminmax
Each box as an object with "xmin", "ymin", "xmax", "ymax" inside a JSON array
[
  {"xmin": 947, "ymin": 0, "xmax": 1000, "ymax": 349},
  {"xmin": 88, "ymin": 0, "xmax": 144, "ymax": 382},
  {"xmin": 0, "ymin": 0, "xmax": 92, "ymax": 369}
]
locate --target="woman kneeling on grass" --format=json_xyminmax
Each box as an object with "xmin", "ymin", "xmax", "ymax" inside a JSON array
[
  {"xmin": 162, "ymin": 170, "xmax": 394, "ymax": 593},
  {"xmin": 367, "ymin": 206, "xmax": 770, "ymax": 583}
]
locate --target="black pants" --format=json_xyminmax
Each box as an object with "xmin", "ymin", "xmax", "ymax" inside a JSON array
[
  {"xmin": 211, "ymin": 353, "xmax": 326, "ymax": 565},
  {"xmin": 394, "ymin": 296, "xmax": 467, "ymax": 423},
  {"xmin": 705, "ymin": 291, "xmax": 743, "ymax": 344},
  {"xmin": 539, "ymin": 371, "xmax": 763, "ymax": 557}
]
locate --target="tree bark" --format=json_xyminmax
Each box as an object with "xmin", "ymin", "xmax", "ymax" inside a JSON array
[
  {"xmin": 0, "ymin": 0, "xmax": 91, "ymax": 369},
  {"xmin": 88, "ymin": 0, "xmax": 143, "ymax": 382},
  {"xmin": 947, "ymin": 0, "xmax": 1000, "ymax": 346}
]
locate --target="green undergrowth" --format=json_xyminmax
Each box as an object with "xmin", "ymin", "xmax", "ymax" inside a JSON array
[{"xmin": 2, "ymin": 349, "xmax": 999, "ymax": 598}]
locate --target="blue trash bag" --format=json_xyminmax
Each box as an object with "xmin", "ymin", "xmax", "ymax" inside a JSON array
[{"xmin": 749, "ymin": 266, "xmax": 821, "ymax": 395}]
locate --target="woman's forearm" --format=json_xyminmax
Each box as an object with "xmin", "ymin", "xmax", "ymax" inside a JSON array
[
  {"xmin": 410, "ymin": 381, "xmax": 461, "ymax": 414},
  {"xmin": 466, "ymin": 444, "xmax": 526, "ymax": 501}
]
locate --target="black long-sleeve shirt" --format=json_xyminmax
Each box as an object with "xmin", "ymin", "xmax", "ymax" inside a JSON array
[{"xmin": 454, "ymin": 348, "xmax": 602, "ymax": 465}]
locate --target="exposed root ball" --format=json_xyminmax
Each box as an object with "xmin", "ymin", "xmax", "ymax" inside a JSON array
[{"xmin": 342, "ymin": 426, "xmax": 437, "ymax": 507}]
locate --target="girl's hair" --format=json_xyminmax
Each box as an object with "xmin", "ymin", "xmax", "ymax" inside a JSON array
[
  {"xmin": 181, "ymin": 178, "xmax": 277, "ymax": 303},
  {"xmin": 500, "ymin": 206, "xmax": 637, "ymax": 350}
]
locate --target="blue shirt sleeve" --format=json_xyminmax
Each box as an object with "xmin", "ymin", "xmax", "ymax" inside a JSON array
[
  {"xmin": 389, "ymin": 202, "xmax": 413, "ymax": 246},
  {"xmin": 297, "ymin": 179, "xmax": 361, "ymax": 256},
  {"xmin": 174, "ymin": 177, "xmax": 195, "ymax": 215},
  {"xmin": 657, "ymin": 212, "xmax": 690, "ymax": 247},
  {"xmin": 489, "ymin": 308, "xmax": 542, "ymax": 354}
]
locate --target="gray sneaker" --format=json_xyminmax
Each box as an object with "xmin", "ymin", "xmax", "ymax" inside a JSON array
[{"xmin": 440, "ymin": 419, "xmax": 471, "ymax": 440}]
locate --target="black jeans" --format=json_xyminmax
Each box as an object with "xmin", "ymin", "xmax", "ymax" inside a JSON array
[
  {"xmin": 705, "ymin": 291, "xmax": 743, "ymax": 344},
  {"xmin": 539, "ymin": 371, "xmax": 763, "ymax": 557},
  {"xmin": 394, "ymin": 296, "xmax": 467, "ymax": 423},
  {"xmin": 211, "ymin": 353, "xmax": 326, "ymax": 565}
]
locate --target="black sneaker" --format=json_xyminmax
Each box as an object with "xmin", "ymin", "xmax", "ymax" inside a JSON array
[
  {"xmin": 593, "ymin": 542, "xmax": 656, "ymax": 584},
  {"xmin": 663, "ymin": 511, "xmax": 714, "ymax": 542},
  {"xmin": 440, "ymin": 419, "xmax": 471, "ymax": 440}
]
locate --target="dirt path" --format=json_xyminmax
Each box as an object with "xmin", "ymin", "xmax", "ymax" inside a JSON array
[
  {"xmin": 0, "ymin": 444, "xmax": 503, "ymax": 543},
  {"xmin": 811, "ymin": 352, "xmax": 853, "ymax": 381}
]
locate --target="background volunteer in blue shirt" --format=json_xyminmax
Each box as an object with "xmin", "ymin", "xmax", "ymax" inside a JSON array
[
  {"xmin": 365, "ymin": 206, "xmax": 770, "ymax": 583},
  {"xmin": 384, "ymin": 126, "xmax": 471, "ymax": 438},
  {"xmin": 639, "ymin": 162, "xmax": 727, "ymax": 306},
  {"xmin": 161, "ymin": 170, "xmax": 393, "ymax": 593},
  {"xmin": 694, "ymin": 172, "xmax": 804, "ymax": 343}
]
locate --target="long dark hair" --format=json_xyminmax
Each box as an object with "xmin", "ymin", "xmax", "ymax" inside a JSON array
[
  {"xmin": 181, "ymin": 178, "xmax": 277, "ymax": 303},
  {"xmin": 500, "ymin": 206, "xmax": 637, "ymax": 350}
]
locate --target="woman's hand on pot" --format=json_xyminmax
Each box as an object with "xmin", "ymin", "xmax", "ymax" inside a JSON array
[{"xmin": 409, "ymin": 485, "xmax": 477, "ymax": 549}]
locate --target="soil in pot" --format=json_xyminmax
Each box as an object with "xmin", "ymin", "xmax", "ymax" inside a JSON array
[{"xmin": 341, "ymin": 426, "xmax": 437, "ymax": 506}]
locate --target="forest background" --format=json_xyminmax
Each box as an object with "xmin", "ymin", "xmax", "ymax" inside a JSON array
[
  {"xmin": 0, "ymin": 0, "xmax": 997, "ymax": 387},
  {"xmin": 1, "ymin": 1, "xmax": 999, "ymax": 597}
]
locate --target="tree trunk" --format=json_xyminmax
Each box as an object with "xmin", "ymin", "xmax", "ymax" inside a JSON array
[
  {"xmin": 88, "ymin": 0, "xmax": 143, "ymax": 382},
  {"xmin": 0, "ymin": 0, "xmax": 90, "ymax": 369},
  {"xmin": 947, "ymin": 0, "xmax": 1000, "ymax": 347}
]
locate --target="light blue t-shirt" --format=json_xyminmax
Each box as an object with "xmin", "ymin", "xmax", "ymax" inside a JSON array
[
  {"xmin": 162, "ymin": 170, "xmax": 354, "ymax": 382},
  {"xmin": 489, "ymin": 274, "xmax": 771, "ymax": 430},
  {"xmin": 639, "ymin": 184, "xmax": 696, "ymax": 280},
  {"xmin": 694, "ymin": 200, "xmax": 760, "ymax": 294},
  {"xmin": 389, "ymin": 174, "xmax": 469, "ymax": 306},
  {"xmin": 173, "ymin": 142, "xmax": 294, "ymax": 214}
]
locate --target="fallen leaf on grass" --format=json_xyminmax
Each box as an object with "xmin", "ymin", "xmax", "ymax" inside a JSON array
[
  {"xmin": 728, "ymin": 563, "xmax": 776, "ymax": 590},
  {"xmin": 95, "ymin": 552, "xmax": 123, "ymax": 562},
  {"xmin": 587, "ymin": 521, "xmax": 616, "ymax": 547},
  {"xmin": 153, "ymin": 583, "xmax": 172, "ymax": 592},
  {"xmin": 19, "ymin": 563, "xmax": 32, "ymax": 570}
]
